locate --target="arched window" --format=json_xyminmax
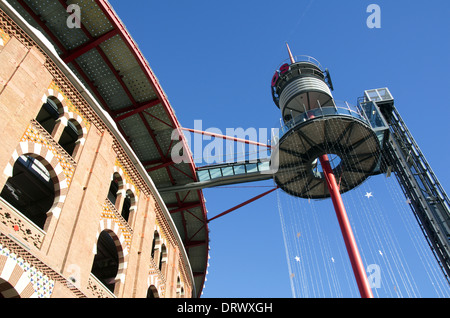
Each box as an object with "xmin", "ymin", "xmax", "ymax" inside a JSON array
[
  {"xmin": 107, "ymin": 172, "xmax": 123, "ymax": 206},
  {"xmin": 58, "ymin": 119, "xmax": 81, "ymax": 156},
  {"xmin": 180, "ymin": 287, "xmax": 185, "ymax": 298},
  {"xmin": 151, "ymin": 230, "xmax": 160, "ymax": 259},
  {"xmin": 36, "ymin": 97, "xmax": 62, "ymax": 135},
  {"xmin": 146, "ymin": 285, "xmax": 159, "ymax": 298},
  {"xmin": 176, "ymin": 276, "xmax": 181, "ymax": 298},
  {"xmin": 91, "ymin": 230, "xmax": 120, "ymax": 293},
  {"xmin": 159, "ymin": 244, "xmax": 167, "ymax": 273},
  {"xmin": 120, "ymin": 189, "xmax": 135, "ymax": 222},
  {"xmin": 0, "ymin": 155, "xmax": 54, "ymax": 230}
]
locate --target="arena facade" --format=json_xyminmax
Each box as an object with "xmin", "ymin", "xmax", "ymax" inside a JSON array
[{"xmin": 0, "ymin": 0, "xmax": 209, "ymax": 298}]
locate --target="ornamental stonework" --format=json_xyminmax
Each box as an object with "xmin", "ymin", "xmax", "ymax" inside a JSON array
[
  {"xmin": 115, "ymin": 158, "xmax": 140, "ymax": 198},
  {"xmin": 101, "ymin": 200, "xmax": 133, "ymax": 253},
  {"xmin": 47, "ymin": 81, "xmax": 91, "ymax": 131},
  {"xmin": 0, "ymin": 27, "xmax": 10, "ymax": 46},
  {"xmin": 0, "ymin": 243, "xmax": 55, "ymax": 298},
  {"xmin": 0, "ymin": 206, "xmax": 44, "ymax": 249},
  {"xmin": 20, "ymin": 121, "xmax": 76, "ymax": 187}
]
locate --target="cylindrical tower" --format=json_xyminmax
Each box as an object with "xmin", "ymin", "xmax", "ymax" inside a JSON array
[
  {"xmin": 271, "ymin": 55, "xmax": 334, "ymax": 123},
  {"xmin": 271, "ymin": 47, "xmax": 381, "ymax": 199},
  {"xmin": 271, "ymin": 45, "xmax": 378, "ymax": 298}
]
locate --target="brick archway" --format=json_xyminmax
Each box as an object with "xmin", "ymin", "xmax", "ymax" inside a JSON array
[
  {"xmin": 94, "ymin": 220, "xmax": 130, "ymax": 284},
  {"xmin": 3, "ymin": 141, "xmax": 69, "ymax": 221}
]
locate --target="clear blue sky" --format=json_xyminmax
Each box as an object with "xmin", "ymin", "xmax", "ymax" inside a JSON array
[{"xmin": 108, "ymin": 0, "xmax": 450, "ymax": 298}]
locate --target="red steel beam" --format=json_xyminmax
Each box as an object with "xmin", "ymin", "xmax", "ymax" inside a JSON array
[
  {"xmin": 142, "ymin": 110, "xmax": 174, "ymax": 128},
  {"xmin": 184, "ymin": 240, "xmax": 207, "ymax": 248},
  {"xmin": 319, "ymin": 154, "xmax": 374, "ymax": 298},
  {"xmin": 146, "ymin": 160, "xmax": 174, "ymax": 172},
  {"xmin": 61, "ymin": 28, "xmax": 119, "ymax": 63},
  {"xmin": 141, "ymin": 159, "xmax": 164, "ymax": 166},
  {"xmin": 112, "ymin": 98, "xmax": 159, "ymax": 116},
  {"xmin": 207, "ymin": 187, "xmax": 279, "ymax": 222},
  {"xmin": 181, "ymin": 127, "xmax": 272, "ymax": 149},
  {"xmin": 138, "ymin": 113, "xmax": 165, "ymax": 159},
  {"xmin": 114, "ymin": 99, "xmax": 161, "ymax": 122},
  {"xmin": 168, "ymin": 202, "xmax": 203, "ymax": 214}
]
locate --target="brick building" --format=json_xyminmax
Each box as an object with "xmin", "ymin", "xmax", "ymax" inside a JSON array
[{"xmin": 0, "ymin": 0, "xmax": 209, "ymax": 298}]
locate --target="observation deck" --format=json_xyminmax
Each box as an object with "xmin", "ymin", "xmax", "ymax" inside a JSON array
[
  {"xmin": 271, "ymin": 53, "xmax": 383, "ymax": 199},
  {"xmin": 272, "ymin": 101, "xmax": 382, "ymax": 199}
]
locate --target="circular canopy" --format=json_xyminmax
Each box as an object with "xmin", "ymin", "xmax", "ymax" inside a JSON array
[{"xmin": 274, "ymin": 113, "xmax": 381, "ymax": 199}]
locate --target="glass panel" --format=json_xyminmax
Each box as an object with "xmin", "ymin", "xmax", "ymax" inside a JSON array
[
  {"xmin": 246, "ymin": 163, "xmax": 258, "ymax": 173},
  {"xmin": 209, "ymin": 168, "xmax": 222, "ymax": 179},
  {"xmin": 221, "ymin": 167, "xmax": 234, "ymax": 177},
  {"xmin": 233, "ymin": 165, "xmax": 246, "ymax": 175},
  {"xmin": 365, "ymin": 89, "xmax": 381, "ymax": 102},
  {"xmin": 197, "ymin": 170, "xmax": 210, "ymax": 181},
  {"xmin": 376, "ymin": 88, "xmax": 393, "ymax": 101},
  {"xmin": 258, "ymin": 161, "xmax": 271, "ymax": 171},
  {"xmin": 361, "ymin": 102, "xmax": 388, "ymax": 130}
]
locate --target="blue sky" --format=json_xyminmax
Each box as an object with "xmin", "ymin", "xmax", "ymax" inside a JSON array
[{"xmin": 108, "ymin": 0, "xmax": 450, "ymax": 298}]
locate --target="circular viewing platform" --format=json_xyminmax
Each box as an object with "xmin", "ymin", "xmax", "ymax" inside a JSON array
[{"xmin": 271, "ymin": 102, "xmax": 381, "ymax": 199}]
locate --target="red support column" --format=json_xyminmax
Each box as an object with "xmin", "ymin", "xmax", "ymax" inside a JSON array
[{"xmin": 319, "ymin": 154, "xmax": 374, "ymax": 298}]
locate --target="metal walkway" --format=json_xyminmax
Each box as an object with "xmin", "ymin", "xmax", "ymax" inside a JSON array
[{"xmin": 158, "ymin": 159, "xmax": 274, "ymax": 193}]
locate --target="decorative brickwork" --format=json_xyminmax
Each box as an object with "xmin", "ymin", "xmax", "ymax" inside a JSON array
[
  {"xmin": 114, "ymin": 159, "xmax": 139, "ymax": 205},
  {"xmin": 100, "ymin": 200, "xmax": 133, "ymax": 254},
  {"xmin": 19, "ymin": 120, "xmax": 76, "ymax": 186},
  {"xmin": 0, "ymin": 27, "xmax": 10, "ymax": 46},
  {"xmin": 0, "ymin": 234, "xmax": 86, "ymax": 298},
  {"xmin": 148, "ymin": 268, "xmax": 166, "ymax": 298},
  {"xmin": 0, "ymin": 198, "xmax": 45, "ymax": 249},
  {"xmin": 43, "ymin": 82, "xmax": 90, "ymax": 144},
  {"xmin": 0, "ymin": 243, "xmax": 54, "ymax": 298},
  {"xmin": 93, "ymin": 200, "xmax": 133, "ymax": 290},
  {"xmin": 86, "ymin": 274, "xmax": 115, "ymax": 298}
]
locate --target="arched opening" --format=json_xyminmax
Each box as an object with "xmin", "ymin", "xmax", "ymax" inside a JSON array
[
  {"xmin": 58, "ymin": 119, "xmax": 80, "ymax": 156},
  {"xmin": 151, "ymin": 230, "xmax": 160, "ymax": 259},
  {"xmin": 36, "ymin": 97, "xmax": 62, "ymax": 135},
  {"xmin": 180, "ymin": 287, "xmax": 185, "ymax": 298},
  {"xmin": 91, "ymin": 230, "xmax": 120, "ymax": 293},
  {"xmin": 0, "ymin": 155, "xmax": 55, "ymax": 230},
  {"xmin": 159, "ymin": 244, "xmax": 167, "ymax": 272},
  {"xmin": 120, "ymin": 189, "xmax": 135, "ymax": 222},
  {"xmin": 0, "ymin": 278, "xmax": 20, "ymax": 298},
  {"xmin": 146, "ymin": 285, "xmax": 159, "ymax": 298},
  {"xmin": 176, "ymin": 276, "xmax": 182, "ymax": 298},
  {"xmin": 107, "ymin": 172, "xmax": 123, "ymax": 206}
]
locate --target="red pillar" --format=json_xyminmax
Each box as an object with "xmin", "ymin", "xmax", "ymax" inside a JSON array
[{"xmin": 319, "ymin": 154, "xmax": 374, "ymax": 298}]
